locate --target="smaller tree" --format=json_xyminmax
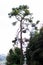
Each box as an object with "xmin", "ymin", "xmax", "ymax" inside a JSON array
[
  {"xmin": 26, "ymin": 27, "xmax": 43, "ymax": 65},
  {"xmin": 6, "ymin": 47, "xmax": 24, "ymax": 65}
]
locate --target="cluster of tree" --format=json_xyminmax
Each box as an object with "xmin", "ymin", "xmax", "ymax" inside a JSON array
[
  {"xmin": 8, "ymin": 5, "xmax": 39, "ymax": 65},
  {"xmin": 6, "ymin": 5, "xmax": 43, "ymax": 65},
  {"xmin": 6, "ymin": 47, "xmax": 24, "ymax": 65},
  {"xmin": 6, "ymin": 27, "xmax": 43, "ymax": 65},
  {"xmin": 26, "ymin": 27, "xmax": 43, "ymax": 65}
]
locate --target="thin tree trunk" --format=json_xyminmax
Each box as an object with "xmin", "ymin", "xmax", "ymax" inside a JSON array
[{"xmin": 20, "ymin": 19, "xmax": 22, "ymax": 65}]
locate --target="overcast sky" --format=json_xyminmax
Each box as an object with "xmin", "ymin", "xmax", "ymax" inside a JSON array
[{"xmin": 0, "ymin": 0, "xmax": 43, "ymax": 55}]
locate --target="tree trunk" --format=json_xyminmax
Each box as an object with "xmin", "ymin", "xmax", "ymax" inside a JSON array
[{"xmin": 20, "ymin": 19, "xmax": 23, "ymax": 65}]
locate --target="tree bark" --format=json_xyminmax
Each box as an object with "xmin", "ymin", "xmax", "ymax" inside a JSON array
[{"xmin": 20, "ymin": 19, "xmax": 23, "ymax": 65}]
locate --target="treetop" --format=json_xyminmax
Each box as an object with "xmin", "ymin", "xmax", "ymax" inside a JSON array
[{"xmin": 8, "ymin": 5, "xmax": 30, "ymax": 18}]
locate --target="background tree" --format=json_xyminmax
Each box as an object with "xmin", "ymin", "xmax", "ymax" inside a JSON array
[
  {"xmin": 26, "ymin": 27, "xmax": 43, "ymax": 65},
  {"xmin": 8, "ymin": 5, "xmax": 39, "ymax": 65},
  {"xmin": 6, "ymin": 47, "xmax": 24, "ymax": 65}
]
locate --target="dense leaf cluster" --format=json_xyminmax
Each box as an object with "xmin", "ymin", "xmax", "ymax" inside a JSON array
[
  {"xmin": 6, "ymin": 47, "xmax": 24, "ymax": 65},
  {"xmin": 8, "ymin": 5, "xmax": 30, "ymax": 18},
  {"xmin": 26, "ymin": 27, "xmax": 43, "ymax": 65}
]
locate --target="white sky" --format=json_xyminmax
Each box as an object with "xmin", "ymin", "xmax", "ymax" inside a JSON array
[{"xmin": 0, "ymin": 0, "xmax": 43, "ymax": 55}]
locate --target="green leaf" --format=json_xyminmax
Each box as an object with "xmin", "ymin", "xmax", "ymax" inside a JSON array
[
  {"xmin": 36, "ymin": 20, "xmax": 40, "ymax": 24},
  {"xmin": 19, "ymin": 5, "xmax": 29, "ymax": 10},
  {"xmin": 24, "ymin": 9, "xmax": 30, "ymax": 16}
]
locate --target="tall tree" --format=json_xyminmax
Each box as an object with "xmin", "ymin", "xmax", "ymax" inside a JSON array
[{"xmin": 8, "ymin": 5, "xmax": 39, "ymax": 65}]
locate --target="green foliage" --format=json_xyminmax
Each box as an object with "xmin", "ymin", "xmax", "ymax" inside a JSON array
[
  {"xmin": 6, "ymin": 47, "xmax": 24, "ymax": 65},
  {"xmin": 19, "ymin": 5, "xmax": 28, "ymax": 10},
  {"xmin": 36, "ymin": 20, "xmax": 40, "ymax": 24},
  {"xmin": 26, "ymin": 28, "xmax": 43, "ymax": 65},
  {"xmin": 8, "ymin": 5, "xmax": 30, "ymax": 18},
  {"xmin": 14, "ymin": 47, "xmax": 21, "ymax": 55},
  {"xmin": 24, "ymin": 9, "xmax": 30, "ymax": 16}
]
